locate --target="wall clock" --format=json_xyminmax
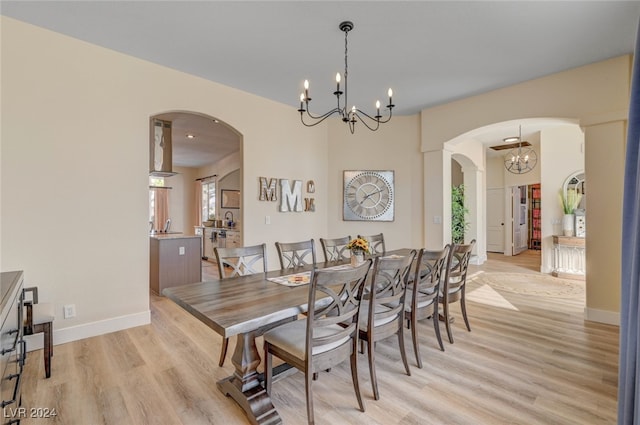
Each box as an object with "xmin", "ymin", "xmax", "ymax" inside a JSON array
[{"xmin": 343, "ymin": 170, "xmax": 394, "ymax": 221}]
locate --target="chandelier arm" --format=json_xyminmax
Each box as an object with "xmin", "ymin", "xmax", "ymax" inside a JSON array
[
  {"xmin": 351, "ymin": 111, "xmax": 380, "ymax": 132},
  {"xmin": 303, "ymin": 106, "xmax": 341, "ymax": 121},
  {"xmin": 300, "ymin": 108, "xmax": 342, "ymax": 127}
]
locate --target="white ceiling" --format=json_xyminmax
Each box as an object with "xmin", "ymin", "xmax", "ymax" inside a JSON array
[{"xmin": 3, "ymin": 1, "xmax": 639, "ymax": 166}]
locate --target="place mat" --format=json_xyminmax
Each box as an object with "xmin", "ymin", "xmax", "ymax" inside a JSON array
[{"xmin": 267, "ymin": 271, "xmax": 312, "ymax": 286}]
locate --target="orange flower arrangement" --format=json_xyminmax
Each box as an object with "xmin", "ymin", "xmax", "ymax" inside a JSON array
[{"xmin": 346, "ymin": 237, "xmax": 371, "ymax": 255}]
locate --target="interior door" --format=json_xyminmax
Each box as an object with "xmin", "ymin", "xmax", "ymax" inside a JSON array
[
  {"xmin": 486, "ymin": 188, "xmax": 505, "ymax": 253},
  {"xmin": 512, "ymin": 186, "xmax": 528, "ymax": 255}
]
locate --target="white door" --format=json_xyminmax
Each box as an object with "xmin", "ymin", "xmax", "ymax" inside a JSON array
[
  {"xmin": 512, "ymin": 186, "xmax": 528, "ymax": 255},
  {"xmin": 486, "ymin": 188, "xmax": 505, "ymax": 253}
]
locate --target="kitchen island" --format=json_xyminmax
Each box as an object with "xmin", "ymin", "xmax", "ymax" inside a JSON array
[{"xmin": 150, "ymin": 233, "xmax": 202, "ymax": 295}]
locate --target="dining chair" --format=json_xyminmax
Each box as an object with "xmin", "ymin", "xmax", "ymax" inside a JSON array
[
  {"xmin": 213, "ymin": 243, "xmax": 267, "ymax": 366},
  {"xmin": 405, "ymin": 245, "xmax": 450, "ymax": 368},
  {"xmin": 357, "ymin": 233, "xmax": 385, "ymax": 255},
  {"xmin": 263, "ymin": 261, "xmax": 373, "ymax": 425},
  {"xmin": 319, "ymin": 235, "xmax": 351, "ymax": 262},
  {"xmin": 214, "ymin": 243, "xmax": 268, "ymax": 278},
  {"xmin": 358, "ymin": 251, "xmax": 416, "ymax": 400},
  {"xmin": 275, "ymin": 239, "xmax": 317, "ymax": 270},
  {"xmin": 439, "ymin": 239, "xmax": 476, "ymax": 343},
  {"xmin": 23, "ymin": 286, "xmax": 55, "ymax": 378}
]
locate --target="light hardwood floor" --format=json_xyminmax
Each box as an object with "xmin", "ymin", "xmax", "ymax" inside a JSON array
[{"xmin": 19, "ymin": 250, "xmax": 618, "ymax": 424}]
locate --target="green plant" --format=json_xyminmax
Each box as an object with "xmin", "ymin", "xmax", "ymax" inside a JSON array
[
  {"xmin": 452, "ymin": 184, "xmax": 469, "ymax": 244},
  {"xmin": 558, "ymin": 189, "xmax": 582, "ymax": 214}
]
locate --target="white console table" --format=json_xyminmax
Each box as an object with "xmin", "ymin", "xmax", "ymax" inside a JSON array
[{"xmin": 552, "ymin": 235, "xmax": 585, "ymax": 281}]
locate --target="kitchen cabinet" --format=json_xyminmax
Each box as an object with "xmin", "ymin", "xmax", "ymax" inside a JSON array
[
  {"xmin": 150, "ymin": 235, "xmax": 202, "ymax": 295},
  {"xmin": 226, "ymin": 230, "xmax": 241, "ymax": 249}
]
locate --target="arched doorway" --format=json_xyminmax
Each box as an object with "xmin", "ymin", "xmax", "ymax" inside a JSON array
[{"xmin": 148, "ymin": 111, "xmax": 242, "ymax": 280}]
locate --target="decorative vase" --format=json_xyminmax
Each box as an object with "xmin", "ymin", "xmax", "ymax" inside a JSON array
[
  {"xmin": 562, "ymin": 213, "xmax": 575, "ymax": 237},
  {"xmin": 351, "ymin": 252, "xmax": 365, "ymax": 267}
]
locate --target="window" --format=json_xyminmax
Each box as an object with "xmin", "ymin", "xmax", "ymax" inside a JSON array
[
  {"xmin": 149, "ymin": 176, "xmax": 165, "ymax": 223},
  {"xmin": 202, "ymin": 180, "xmax": 216, "ymax": 221}
]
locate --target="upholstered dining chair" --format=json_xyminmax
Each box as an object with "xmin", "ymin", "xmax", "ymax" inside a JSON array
[
  {"xmin": 275, "ymin": 239, "xmax": 317, "ymax": 270},
  {"xmin": 358, "ymin": 251, "xmax": 415, "ymax": 400},
  {"xmin": 319, "ymin": 235, "xmax": 351, "ymax": 262},
  {"xmin": 263, "ymin": 261, "xmax": 372, "ymax": 425},
  {"xmin": 357, "ymin": 233, "xmax": 385, "ymax": 255},
  {"xmin": 23, "ymin": 286, "xmax": 55, "ymax": 378},
  {"xmin": 439, "ymin": 239, "xmax": 476, "ymax": 344},
  {"xmin": 405, "ymin": 246, "xmax": 450, "ymax": 368},
  {"xmin": 213, "ymin": 243, "xmax": 268, "ymax": 366}
]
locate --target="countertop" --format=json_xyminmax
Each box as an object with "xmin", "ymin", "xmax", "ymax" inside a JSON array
[
  {"xmin": 196, "ymin": 226, "xmax": 240, "ymax": 232},
  {"xmin": 150, "ymin": 233, "xmax": 200, "ymax": 240}
]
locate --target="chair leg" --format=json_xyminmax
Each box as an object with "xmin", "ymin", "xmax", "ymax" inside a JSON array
[
  {"xmin": 305, "ymin": 368, "xmax": 314, "ymax": 425},
  {"xmin": 350, "ymin": 341, "xmax": 365, "ymax": 412},
  {"xmin": 397, "ymin": 324, "xmax": 411, "ymax": 377},
  {"xmin": 410, "ymin": 314, "xmax": 422, "ymax": 369},
  {"xmin": 460, "ymin": 294, "xmax": 471, "ymax": 332},
  {"xmin": 433, "ymin": 307, "xmax": 445, "ymax": 352},
  {"xmin": 218, "ymin": 337, "xmax": 229, "ymax": 367},
  {"xmin": 264, "ymin": 345, "xmax": 273, "ymax": 395},
  {"xmin": 43, "ymin": 322, "xmax": 52, "ymax": 379},
  {"xmin": 443, "ymin": 303, "xmax": 454, "ymax": 344},
  {"xmin": 366, "ymin": 336, "xmax": 379, "ymax": 400}
]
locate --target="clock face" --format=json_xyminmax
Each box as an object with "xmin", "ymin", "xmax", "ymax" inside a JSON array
[{"xmin": 343, "ymin": 170, "xmax": 394, "ymax": 221}]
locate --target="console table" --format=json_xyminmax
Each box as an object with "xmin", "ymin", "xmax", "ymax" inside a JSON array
[{"xmin": 552, "ymin": 235, "xmax": 585, "ymax": 281}]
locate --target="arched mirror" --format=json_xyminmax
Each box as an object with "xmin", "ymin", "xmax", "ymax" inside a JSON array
[{"xmin": 563, "ymin": 170, "xmax": 586, "ymax": 211}]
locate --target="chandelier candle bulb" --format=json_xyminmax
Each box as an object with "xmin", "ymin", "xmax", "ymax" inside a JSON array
[
  {"xmin": 388, "ymin": 88, "xmax": 393, "ymax": 105},
  {"xmin": 336, "ymin": 72, "xmax": 341, "ymax": 92},
  {"xmin": 304, "ymin": 80, "xmax": 310, "ymax": 100}
]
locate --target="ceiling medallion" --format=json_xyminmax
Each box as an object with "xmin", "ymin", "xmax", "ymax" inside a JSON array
[
  {"xmin": 298, "ymin": 21, "xmax": 394, "ymax": 134},
  {"xmin": 504, "ymin": 126, "xmax": 537, "ymax": 174}
]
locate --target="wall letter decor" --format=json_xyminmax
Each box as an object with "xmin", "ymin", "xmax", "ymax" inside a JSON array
[
  {"xmin": 279, "ymin": 179, "xmax": 303, "ymax": 212},
  {"xmin": 259, "ymin": 177, "xmax": 278, "ymax": 201}
]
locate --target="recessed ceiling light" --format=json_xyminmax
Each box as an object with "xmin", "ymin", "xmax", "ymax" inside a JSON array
[
  {"xmin": 503, "ymin": 136, "xmax": 519, "ymax": 143},
  {"xmin": 186, "ymin": 133, "xmax": 195, "ymax": 139}
]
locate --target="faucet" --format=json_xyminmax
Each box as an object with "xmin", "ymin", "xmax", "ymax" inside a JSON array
[{"xmin": 224, "ymin": 211, "xmax": 234, "ymax": 226}]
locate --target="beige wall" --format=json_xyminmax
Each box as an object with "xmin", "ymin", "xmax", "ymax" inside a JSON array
[
  {"xmin": 421, "ymin": 55, "xmax": 631, "ymax": 324},
  {"xmin": 326, "ymin": 115, "xmax": 423, "ymax": 252},
  {"xmin": 0, "ymin": 17, "xmax": 328, "ymax": 340}
]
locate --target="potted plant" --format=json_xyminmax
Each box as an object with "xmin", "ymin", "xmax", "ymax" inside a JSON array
[
  {"xmin": 452, "ymin": 184, "xmax": 469, "ymax": 244},
  {"xmin": 559, "ymin": 188, "xmax": 582, "ymax": 236},
  {"xmin": 346, "ymin": 237, "xmax": 371, "ymax": 266}
]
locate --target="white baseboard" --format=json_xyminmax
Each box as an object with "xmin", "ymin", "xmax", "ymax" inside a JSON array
[
  {"xmin": 584, "ymin": 307, "xmax": 620, "ymax": 326},
  {"xmin": 24, "ymin": 310, "xmax": 151, "ymax": 352},
  {"xmin": 470, "ymin": 254, "xmax": 487, "ymax": 265}
]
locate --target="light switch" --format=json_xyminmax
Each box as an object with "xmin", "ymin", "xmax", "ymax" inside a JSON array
[
  {"xmin": 179, "ymin": 246, "xmax": 185, "ymax": 255},
  {"xmin": 265, "ymin": 216, "xmax": 271, "ymax": 225}
]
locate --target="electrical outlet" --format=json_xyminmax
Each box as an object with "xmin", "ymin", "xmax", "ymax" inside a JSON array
[
  {"xmin": 179, "ymin": 246, "xmax": 185, "ymax": 255},
  {"xmin": 265, "ymin": 216, "xmax": 271, "ymax": 225},
  {"xmin": 63, "ymin": 304, "xmax": 76, "ymax": 319}
]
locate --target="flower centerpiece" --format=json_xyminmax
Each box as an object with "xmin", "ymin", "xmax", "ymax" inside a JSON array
[{"xmin": 346, "ymin": 237, "xmax": 371, "ymax": 266}]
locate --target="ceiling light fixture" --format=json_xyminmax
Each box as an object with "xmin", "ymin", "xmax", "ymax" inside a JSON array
[
  {"xmin": 298, "ymin": 21, "xmax": 394, "ymax": 134},
  {"xmin": 504, "ymin": 125, "xmax": 537, "ymax": 174},
  {"xmin": 186, "ymin": 133, "xmax": 195, "ymax": 139}
]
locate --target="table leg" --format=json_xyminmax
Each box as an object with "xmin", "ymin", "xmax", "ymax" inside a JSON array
[{"xmin": 217, "ymin": 331, "xmax": 282, "ymax": 425}]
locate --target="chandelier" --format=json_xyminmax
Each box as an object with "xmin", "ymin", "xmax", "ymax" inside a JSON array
[
  {"xmin": 504, "ymin": 126, "xmax": 537, "ymax": 174},
  {"xmin": 298, "ymin": 21, "xmax": 394, "ymax": 134}
]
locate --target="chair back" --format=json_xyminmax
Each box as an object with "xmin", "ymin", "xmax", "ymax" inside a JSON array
[
  {"xmin": 275, "ymin": 239, "xmax": 317, "ymax": 270},
  {"xmin": 358, "ymin": 233, "xmax": 385, "ymax": 255},
  {"xmin": 214, "ymin": 243, "xmax": 267, "ymax": 278},
  {"xmin": 367, "ymin": 251, "xmax": 416, "ymax": 332},
  {"xmin": 410, "ymin": 245, "xmax": 450, "ymax": 312},
  {"xmin": 306, "ymin": 261, "xmax": 372, "ymax": 358},
  {"xmin": 442, "ymin": 240, "xmax": 475, "ymax": 300},
  {"xmin": 320, "ymin": 236, "xmax": 352, "ymax": 262}
]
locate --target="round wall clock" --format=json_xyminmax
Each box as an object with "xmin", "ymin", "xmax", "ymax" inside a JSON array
[{"xmin": 343, "ymin": 170, "xmax": 394, "ymax": 221}]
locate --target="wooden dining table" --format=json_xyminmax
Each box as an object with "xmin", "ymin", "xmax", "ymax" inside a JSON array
[{"xmin": 163, "ymin": 248, "xmax": 413, "ymax": 425}]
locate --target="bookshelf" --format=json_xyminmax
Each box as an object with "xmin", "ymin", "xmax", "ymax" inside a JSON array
[{"xmin": 529, "ymin": 184, "xmax": 541, "ymax": 250}]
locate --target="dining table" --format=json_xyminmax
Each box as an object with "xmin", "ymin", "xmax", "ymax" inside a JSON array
[{"xmin": 162, "ymin": 248, "xmax": 413, "ymax": 425}]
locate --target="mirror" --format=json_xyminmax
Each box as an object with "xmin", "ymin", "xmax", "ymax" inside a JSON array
[{"xmin": 563, "ymin": 170, "xmax": 586, "ymax": 210}]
